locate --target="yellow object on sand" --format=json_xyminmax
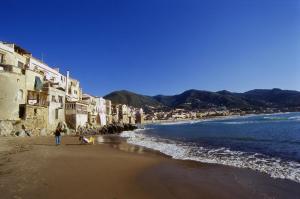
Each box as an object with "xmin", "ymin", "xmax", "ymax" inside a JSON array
[{"xmin": 88, "ymin": 137, "xmax": 95, "ymax": 144}]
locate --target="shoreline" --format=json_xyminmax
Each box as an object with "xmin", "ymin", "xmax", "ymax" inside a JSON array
[
  {"xmin": 143, "ymin": 111, "xmax": 294, "ymax": 125},
  {"xmin": 0, "ymin": 135, "xmax": 300, "ymax": 199}
]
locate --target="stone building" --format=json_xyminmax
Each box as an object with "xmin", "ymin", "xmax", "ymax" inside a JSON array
[
  {"xmin": 135, "ymin": 108, "xmax": 144, "ymax": 124},
  {"xmin": 111, "ymin": 104, "xmax": 119, "ymax": 123},
  {"xmin": 0, "ymin": 42, "xmax": 49, "ymax": 135},
  {"xmin": 127, "ymin": 107, "xmax": 136, "ymax": 125},
  {"xmin": 105, "ymin": 100, "xmax": 112, "ymax": 124},
  {"xmin": 118, "ymin": 104, "xmax": 129, "ymax": 124},
  {"xmin": 65, "ymin": 101, "xmax": 88, "ymax": 130},
  {"xmin": 81, "ymin": 94, "xmax": 108, "ymax": 127},
  {"xmin": 44, "ymin": 85, "xmax": 65, "ymax": 131},
  {"xmin": 97, "ymin": 97, "xmax": 107, "ymax": 126},
  {"xmin": 66, "ymin": 71, "xmax": 81, "ymax": 102}
]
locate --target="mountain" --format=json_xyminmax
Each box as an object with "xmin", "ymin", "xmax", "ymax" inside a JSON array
[
  {"xmin": 104, "ymin": 90, "xmax": 163, "ymax": 108},
  {"xmin": 153, "ymin": 89, "xmax": 250, "ymax": 110},
  {"xmin": 104, "ymin": 89, "xmax": 300, "ymax": 112}
]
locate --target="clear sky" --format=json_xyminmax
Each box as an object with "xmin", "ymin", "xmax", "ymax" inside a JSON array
[{"xmin": 1, "ymin": 0, "xmax": 299, "ymax": 96}]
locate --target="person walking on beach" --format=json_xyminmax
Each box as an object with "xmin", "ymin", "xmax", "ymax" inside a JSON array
[{"xmin": 55, "ymin": 126, "xmax": 62, "ymax": 145}]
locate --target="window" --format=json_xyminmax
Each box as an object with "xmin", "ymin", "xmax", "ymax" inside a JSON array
[
  {"xmin": 19, "ymin": 105, "xmax": 25, "ymax": 119},
  {"xmin": 52, "ymin": 95, "xmax": 56, "ymax": 102},
  {"xmin": 58, "ymin": 96, "xmax": 63, "ymax": 103},
  {"xmin": 34, "ymin": 108, "xmax": 37, "ymax": 116},
  {"xmin": 55, "ymin": 109, "xmax": 59, "ymax": 120},
  {"xmin": 0, "ymin": 53, "xmax": 4, "ymax": 64},
  {"xmin": 18, "ymin": 61, "xmax": 24, "ymax": 68}
]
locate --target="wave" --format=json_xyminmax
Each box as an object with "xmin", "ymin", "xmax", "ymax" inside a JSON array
[
  {"xmin": 157, "ymin": 116, "xmax": 250, "ymax": 126},
  {"xmin": 120, "ymin": 130, "xmax": 300, "ymax": 183},
  {"xmin": 218, "ymin": 121, "xmax": 259, "ymax": 125}
]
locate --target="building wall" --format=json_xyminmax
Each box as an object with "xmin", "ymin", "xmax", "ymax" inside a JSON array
[
  {"xmin": 47, "ymin": 87, "xmax": 65, "ymax": 131},
  {"xmin": 22, "ymin": 105, "xmax": 48, "ymax": 135},
  {"xmin": 65, "ymin": 102, "xmax": 88, "ymax": 130},
  {"xmin": 0, "ymin": 43, "xmax": 30, "ymax": 67},
  {"xmin": 76, "ymin": 114, "xmax": 88, "ymax": 129},
  {"xmin": 0, "ymin": 43, "xmax": 15, "ymax": 65},
  {"xmin": 98, "ymin": 97, "xmax": 106, "ymax": 126},
  {"xmin": 29, "ymin": 57, "xmax": 66, "ymax": 90},
  {"xmin": 0, "ymin": 70, "xmax": 26, "ymax": 120},
  {"xmin": 65, "ymin": 114, "xmax": 76, "ymax": 130},
  {"xmin": 25, "ymin": 69, "xmax": 44, "ymax": 91},
  {"xmin": 66, "ymin": 75, "xmax": 81, "ymax": 102}
]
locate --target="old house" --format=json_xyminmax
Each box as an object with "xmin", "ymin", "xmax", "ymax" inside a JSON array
[
  {"xmin": 97, "ymin": 97, "xmax": 107, "ymax": 126},
  {"xmin": 105, "ymin": 100, "xmax": 112, "ymax": 124},
  {"xmin": 127, "ymin": 107, "xmax": 136, "ymax": 125},
  {"xmin": 111, "ymin": 104, "xmax": 119, "ymax": 123},
  {"xmin": 66, "ymin": 71, "xmax": 81, "ymax": 102},
  {"xmin": 44, "ymin": 85, "xmax": 65, "ymax": 131},
  {"xmin": 82, "ymin": 94, "xmax": 98, "ymax": 126},
  {"xmin": 0, "ymin": 42, "xmax": 27, "ymax": 121},
  {"xmin": 65, "ymin": 101, "xmax": 88, "ymax": 130},
  {"xmin": 135, "ymin": 108, "xmax": 144, "ymax": 124},
  {"xmin": 0, "ymin": 42, "xmax": 49, "ymax": 135},
  {"xmin": 118, "ymin": 104, "xmax": 129, "ymax": 124}
]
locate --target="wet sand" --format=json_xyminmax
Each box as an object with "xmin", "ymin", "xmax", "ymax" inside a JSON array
[{"xmin": 0, "ymin": 136, "xmax": 300, "ymax": 199}]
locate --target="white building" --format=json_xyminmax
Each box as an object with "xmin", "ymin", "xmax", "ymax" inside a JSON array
[{"xmin": 97, "ymin": 97, "xmax": 107, "ymax": 126}]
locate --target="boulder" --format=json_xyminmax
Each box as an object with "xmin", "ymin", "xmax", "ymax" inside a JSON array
[
  {"xmin": 0, "ymin": 121, "xmax": 14, "ymax": 136},
  {"xmin": 40, "ymin": 128, "xmax": 47, "ymax": 136},
  {"xmin": 15, "ymin": 130, "xmax": 26, "ymax": 137}
]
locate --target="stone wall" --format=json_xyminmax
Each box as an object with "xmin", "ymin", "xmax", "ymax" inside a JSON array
[
  {"xmin": 0, "ymin": 71, "xmax": 26, "ymax": 120},
  {"xmin": 65, "ymin": 114, "xmax": 76, "ymax": 130},
  {"xmin": 22, "ymin": 105, "xmax": 48, "ymax": 135}
]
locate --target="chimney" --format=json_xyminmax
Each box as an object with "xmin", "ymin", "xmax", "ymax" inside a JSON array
[{"xmin": 66, "ymin": 70, "xmax": 69, "ymax": 95}]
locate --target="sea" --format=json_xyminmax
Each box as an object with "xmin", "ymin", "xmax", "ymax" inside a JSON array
[{"xmin": 121, "ymin": 112, "xmax": 300, "ymax": 183}]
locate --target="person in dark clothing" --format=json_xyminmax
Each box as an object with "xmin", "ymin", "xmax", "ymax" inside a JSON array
[{"xmin": 55, "ymin": 127, "xmax": 62, "ymax": 145}]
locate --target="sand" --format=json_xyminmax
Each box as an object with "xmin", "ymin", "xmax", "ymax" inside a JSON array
[{"xmin": 0, "ymin": 135, "xmax": 300, "ymax": 199}]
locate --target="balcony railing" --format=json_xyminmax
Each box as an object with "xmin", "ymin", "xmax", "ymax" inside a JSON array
[{"xmin": 27, "ymin": 90, "xmax": 49, "ymax": 107}]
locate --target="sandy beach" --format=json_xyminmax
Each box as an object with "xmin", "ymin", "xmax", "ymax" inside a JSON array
[{"xmin": 0, "ymin": 135, "xmax": 300, "ymax": 199}]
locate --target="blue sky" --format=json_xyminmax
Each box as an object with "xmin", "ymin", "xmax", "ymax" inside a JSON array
[{"xmin": 1, "ymin": 0, "xmax": 299, "ymax": 96}]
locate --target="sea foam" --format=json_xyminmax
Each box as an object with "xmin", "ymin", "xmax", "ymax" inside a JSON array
[{"xmin": 121, "ymin": 129, "xmax": 300, "ymax": 183}]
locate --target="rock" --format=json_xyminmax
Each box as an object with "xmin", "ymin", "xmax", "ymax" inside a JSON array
[
  {"xmin": 99, "ymin": 123, "xmax": 137, "ymax": 135},
  {"xmin": 25, "ymin": 130, "xmax": 32, "ymax": 136},
  {"xmin": 15, "ymin": 130, "xmax": 26, "ymax": 137},
  {"xmin": 40, "ymin": 128, "xmax": 47, "ymax": 136},
  {"xmin": 0, "ymin": 121, "xmax": 13, "ymax": 136}
]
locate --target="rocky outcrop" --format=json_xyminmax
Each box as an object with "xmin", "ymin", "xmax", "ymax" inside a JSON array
[
  {"xmin": 100, "ymin": 123, "xmax": 137, "ymax": 134},
  {"xmin": 0, "ymin": 121, "xmax": 13, "ymax": 136},
  {"xmin": 78, "ymin": 123, "xmax": 138, "ymax": 135}
]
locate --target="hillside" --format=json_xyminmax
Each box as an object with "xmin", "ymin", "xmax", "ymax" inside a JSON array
[
  {"xmin": 104, "ymin": 90, "xmax": 163, "ymax": 108},
  {"xmin": 104, "ymin": 89, "xmax": 300, "ymax": 111}
]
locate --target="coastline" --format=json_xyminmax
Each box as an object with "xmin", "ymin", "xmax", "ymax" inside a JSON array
[
  {"xmin": 143, "ymin": 111, "xmax": 294, "ymax": 125},
  {"xmin": 0, "ymin": 136, "xmax": 300, "ymax": 199}
]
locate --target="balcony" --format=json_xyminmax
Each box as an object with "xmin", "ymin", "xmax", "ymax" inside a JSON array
[{"xmin": 27, "ymin": 90, "xmax": 49, "ymax": 107}]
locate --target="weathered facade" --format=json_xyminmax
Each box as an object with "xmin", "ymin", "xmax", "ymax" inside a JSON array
[
  {"xmin": 0, "ymin": 41, "xmax": 143, "ymax": 135},
  {"xmin": 105, "ymin": 100, "xmax": 112, "ymax": 124},
  {"xmin": 119, "ymin": 104, "xmax": 129, "ymax": 124},
  {"xmin": 82, "ymin": 94, "xmax": 98, "ymax": 126},
  {"xmin": 0, "ymin": 42, "xmax": 49, "ymax": 135},
  {"xmin": 135, "ymin": 108, "xmax": 144, "ymax": 124},
  {"xmin": 111, "ymin": 104, "xmax": 119, "ymax": 123},
  {"xmin": 65, "ymin": 101, "xmax": 88, "ymax": 130},
  {"xmin": 66, "ymin": 71, "xmax": 81, "ymax": 102},
  {"xmin": 44, "ymin": 86, "xmax": 65, "ymax": 131}
]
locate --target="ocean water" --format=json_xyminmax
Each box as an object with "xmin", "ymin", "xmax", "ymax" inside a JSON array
[{"xmin": 121, "ymin": 112, "xmax": 300, "ymax": 183}]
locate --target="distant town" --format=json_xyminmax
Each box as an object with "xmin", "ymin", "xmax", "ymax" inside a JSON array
[{"xmin": 143, "ymin": 107, "xmax": 288, "ymax": 123}]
